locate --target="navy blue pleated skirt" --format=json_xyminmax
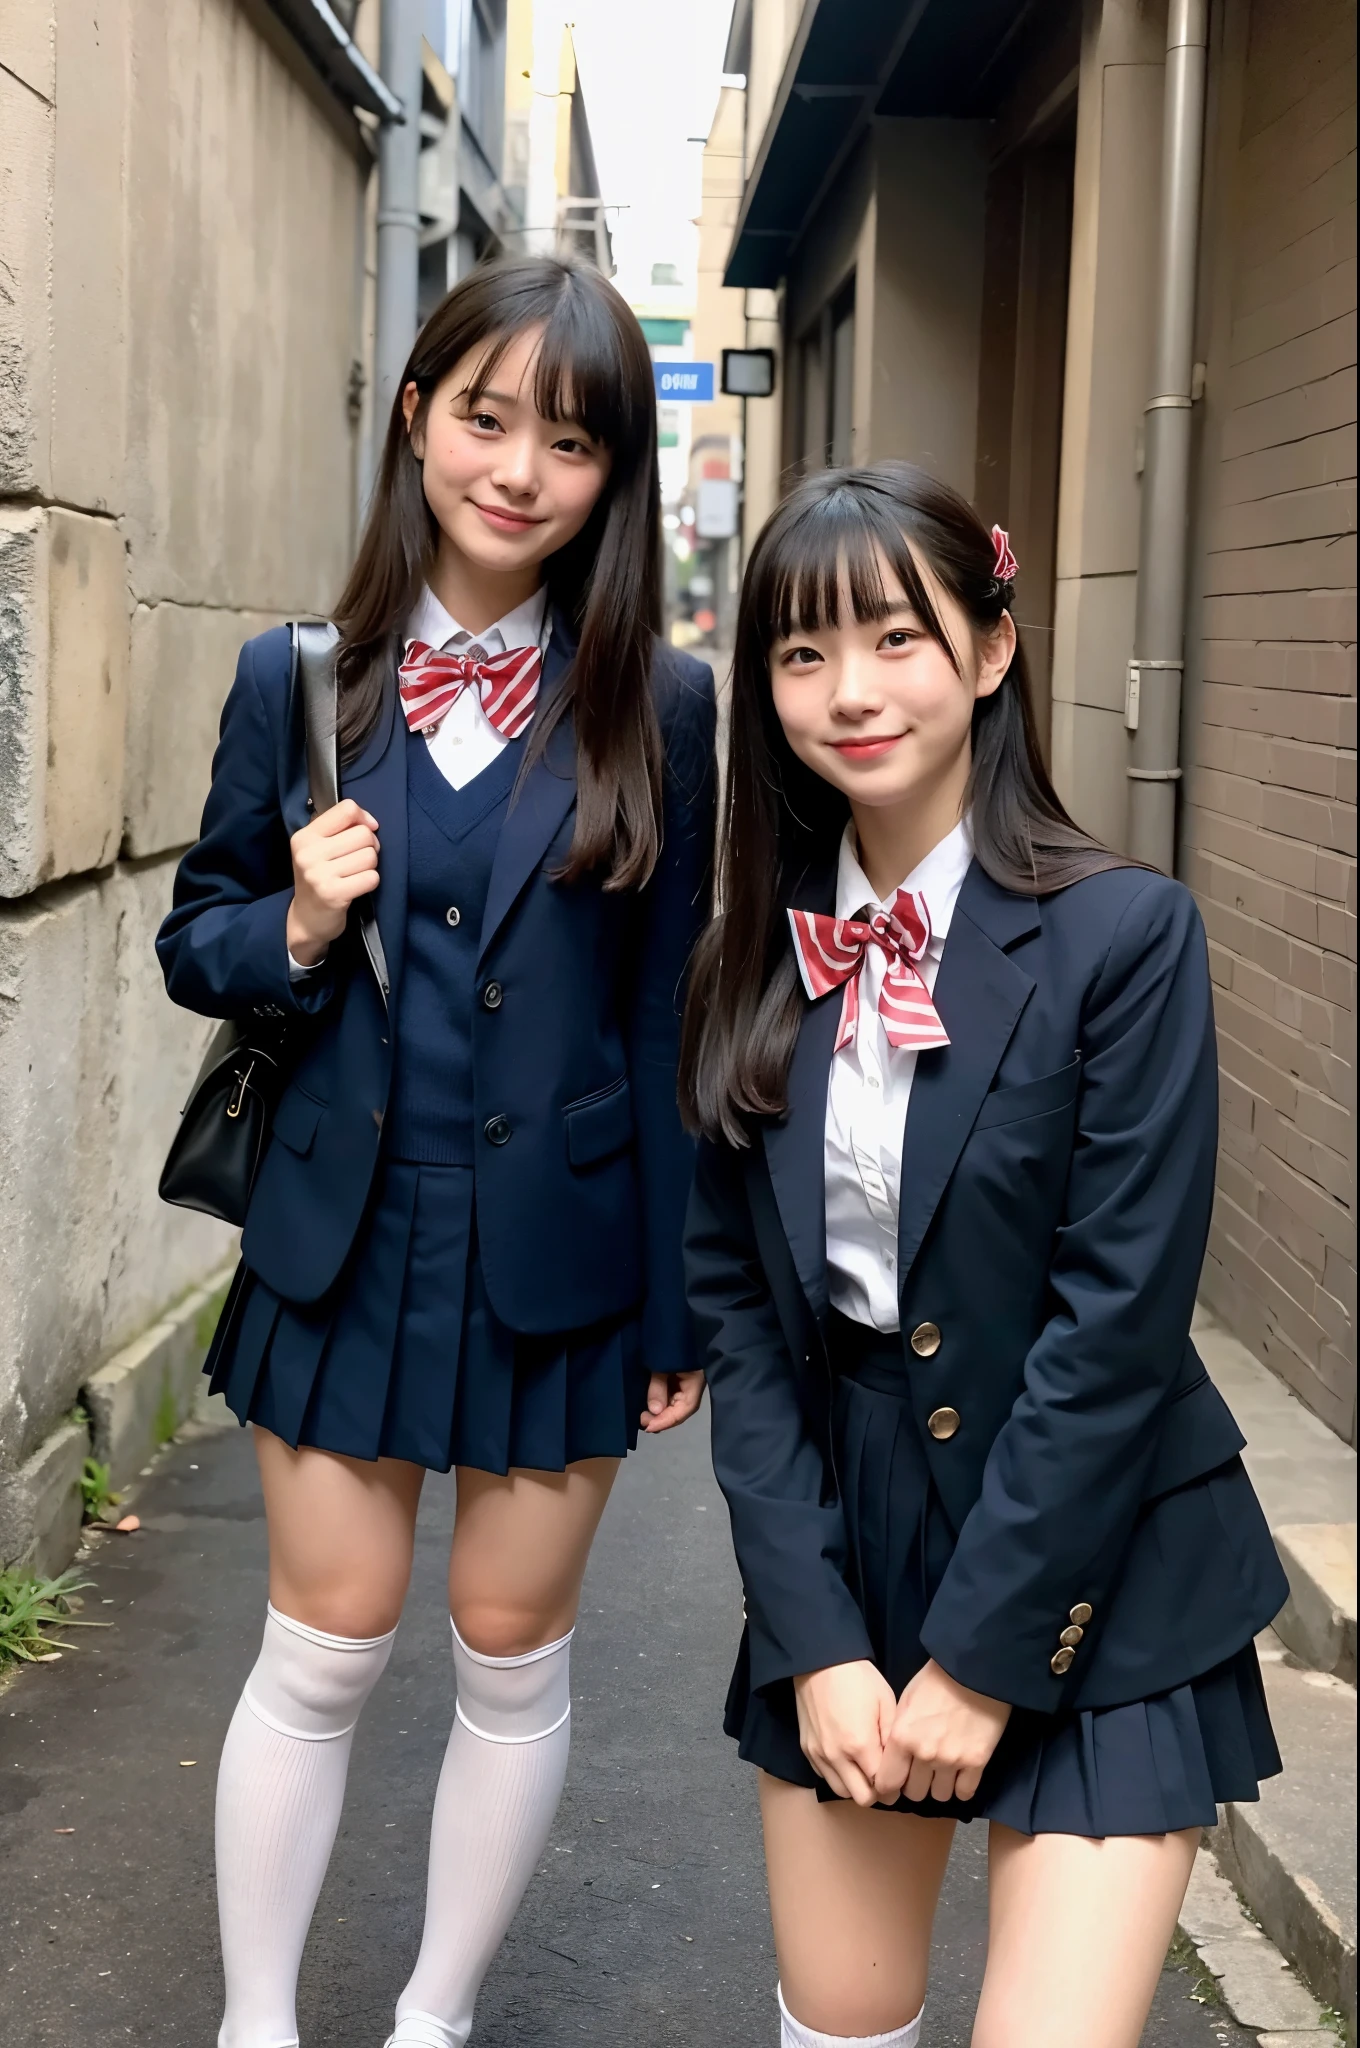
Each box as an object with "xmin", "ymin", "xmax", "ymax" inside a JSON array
[
  {"xmin": 205, "ymin": 1158, "xmax": 649, "ymax": 1474},
  {"xmin": 725, "ymin": 1313, "xmax": 1281, "ymax": 1838}
]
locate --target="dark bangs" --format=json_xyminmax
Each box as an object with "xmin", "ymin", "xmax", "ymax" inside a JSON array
[
  {"xmin": 756, "ymin": 479, "xmax": 961, "ymax": 669},
  {"xmin": 451, "ymin": 277, "xmax": 653, "ymax": 467}
]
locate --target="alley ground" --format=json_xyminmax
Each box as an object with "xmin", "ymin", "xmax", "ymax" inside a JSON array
[{"xmin": 3, "ymin": 1406, "xmax": 1255, "ymax": 2047}]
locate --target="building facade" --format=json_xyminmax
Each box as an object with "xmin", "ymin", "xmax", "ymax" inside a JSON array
[{"xmin": 716, "ymin": 0, "xmax": 1356, "ymax": 1441}]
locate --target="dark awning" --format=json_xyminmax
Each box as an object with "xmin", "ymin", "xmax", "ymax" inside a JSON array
[{"xmin": 725, "ymin": 0, "xmax": 1039, "ymax": 288}]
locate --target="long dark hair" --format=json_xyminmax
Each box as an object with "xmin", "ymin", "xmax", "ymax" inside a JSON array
[
  {"xmin": 680, "ymin": 461, "xmax": 1131, "ymax": 1144},
  {"xmin": 334, "ymin": 257, "xmax": 663, "ymax": 890}
]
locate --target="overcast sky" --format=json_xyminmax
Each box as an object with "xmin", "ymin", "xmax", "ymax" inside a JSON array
[{"xmin": 568, "ymin": 0, "xmax": 739, "ymax": 304}]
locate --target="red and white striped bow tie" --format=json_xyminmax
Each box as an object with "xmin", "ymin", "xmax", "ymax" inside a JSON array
[
  {"xmin": 398, "ymin": 639, "xmax": 542, "ymax": 740},
  {"xmin": 787, "ymin": 893, "xmax": 951, "ymax": 1055}
]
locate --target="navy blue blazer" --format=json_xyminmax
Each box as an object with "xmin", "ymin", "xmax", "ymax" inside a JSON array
[
  {"xmin": 157, "ymin": 615, "xmax": 716, "ymax": 1382},
  {"xmin": 686, "ymin": 860, "xmax": 1288, "ymax": 1715}
]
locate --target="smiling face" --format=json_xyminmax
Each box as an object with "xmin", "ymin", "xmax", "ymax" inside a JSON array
[
  {"xmin": 769, "ymin": 542, "xmax": 1013, "ymax": 822},
  {"xmin": 402, "ymin": 323, "xmax": 613, "ymax": 595}
]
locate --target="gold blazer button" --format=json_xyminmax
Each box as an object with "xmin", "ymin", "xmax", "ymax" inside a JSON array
[
  {"xmin": 1050, "ymin": 1647, "xmax": 1075, "ymax": 1675},
  {"xmin": 911, "ymin": 1322, "xmax": 942, "ymax": 1357},
  {"xmin": 1059, "ymin": 1625, "xmax": 1084, "ymax": 1648},
  {"xmin": 927, "ymin": 1406, "xmax": 961, "ymax": 1440},
  {"xmin": 1069, "ymin": 1602, "xmax": 1093, "ymax": 1625}
]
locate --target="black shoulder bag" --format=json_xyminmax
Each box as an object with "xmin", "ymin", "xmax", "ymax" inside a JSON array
[{"xmin": 158, "ymin": 621, "xmax": 343, "ymax": 1226}]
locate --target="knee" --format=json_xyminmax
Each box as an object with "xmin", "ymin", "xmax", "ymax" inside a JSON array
[
  {"xmin": 245, "ymin": 1604, "xmax": 396, "ymax": 1737},
  {"xmin": 270, "ymin": 1580, "xmax": 405, "ymax": 1642},
  {"xmin": 449, "ymin": 1599, "xmax": 568, "ymax": 1659}
]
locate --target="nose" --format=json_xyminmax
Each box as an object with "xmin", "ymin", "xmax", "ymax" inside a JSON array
[
  {"xmin": 828, "ymin": 649, "xmax": 884, "ymax": 718},
  {"xmin": 489, "ymin": 433, "xmax": 539, "ymax": 499}
]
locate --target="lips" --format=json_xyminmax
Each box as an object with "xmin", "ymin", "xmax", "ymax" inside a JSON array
[
  {"xmin": 472, "ymin": 501, "xmax": 545, "ymax": 534},
  {"xmin": 829, "ymin": 735, "xmax": 904, "ymax": 759}
]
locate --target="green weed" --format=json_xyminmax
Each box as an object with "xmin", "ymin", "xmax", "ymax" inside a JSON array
[
  {"xmin": 79, "ymin": 1457, "xmax": 120, "ymax": 1523},
  {"xmin": 0, "ymin": 1567, "xmax": 109, "ymax": 1669},
  {"xmin": 153, "ymin": 1377, "xmax": 179, "ymax": 1446}
]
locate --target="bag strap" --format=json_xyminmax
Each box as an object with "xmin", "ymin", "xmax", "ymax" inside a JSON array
[
  {"xmin": 290, "ymin": 620, "xmax": 391, "ymax": 1008},
  {"xmin": 294, "ymin": 620, "xmax": 340, "ymax": 812}
]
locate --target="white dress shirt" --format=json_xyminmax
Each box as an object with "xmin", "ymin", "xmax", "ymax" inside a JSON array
[
  {"xmin": 403, "ymin": 581, "xmax": 549, "ymax": 792},
  {"xmin": 824, "ymin": 817, "xmax": 974, "ymax": 1333},
  {"xmin": 287, "ymin": 584, "xmax": 549, "ymax": 978}
]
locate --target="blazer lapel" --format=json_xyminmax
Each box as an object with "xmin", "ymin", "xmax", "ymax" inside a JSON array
[
  {"xmin": 478, "ymin": 613, "xmax": 578, "ymax": 963},
  {"xmin": 343, "ymin": 643, "xmax": 408, "ymax": 1002},
  {"xmin": 896, "ymin": 862, "xmax": 1040, "ymax": 1286},
  {"xmin": 761, "ymin": 855, "xmax": 839, "ymax": 1322}
]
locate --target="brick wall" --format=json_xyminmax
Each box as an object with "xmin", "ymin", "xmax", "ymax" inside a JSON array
[{"xmin": 1183, "ymin": 0, "xmax": 1356, "ymax": 1440}]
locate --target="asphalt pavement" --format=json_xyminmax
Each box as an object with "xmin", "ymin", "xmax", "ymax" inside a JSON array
[{"xmin": 2, "ymin": 1403, "xmax": 1256, "ymax": 2047}]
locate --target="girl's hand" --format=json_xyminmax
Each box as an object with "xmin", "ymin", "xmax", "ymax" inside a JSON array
[
  {"xmin": 874, "ymin": 1659, "xmax": 1011, "ymax": 1806},
  {"xmin": 287, "ymin": 800, "xmax": 381, "ymax": 965},
  {"xmin": 793, "ymin": 1660, "xmax": 897, "ymax": 1806},
  {"xmin": 640, "ymin": 1370, "xmax": 706, "ymax": 1433}
]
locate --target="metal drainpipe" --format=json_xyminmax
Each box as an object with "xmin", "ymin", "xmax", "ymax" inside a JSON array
[
  {"xmin": 1126, "ymin": 0, "xmax": 1210, "ymax": 872},
  {"xmin": 373, "ymin": 0, "xmax": 425, "ymax": 474}
]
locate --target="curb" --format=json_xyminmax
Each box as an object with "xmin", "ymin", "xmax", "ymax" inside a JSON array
[
  {"xmin": 0, "ymin": 1419, "xmax": 90, "ymax": 1579},
  {"xmin": 0, "ymin": 1264, "xmax": 234, "ymax": 1578},
  {"xmin": 83, "ymin": 1265, "xmax": 235, "ymax": 1492},
  {"xmin": 1209, "ymin": 1640, "xmax": 1357, "ymax": 2031},
  {"xmin": 1274, "ymin": 1522, "xmax": 1358, "ymax": 1685},
  {"xmin": 1180, "ymin": 1849, "xmax": 1337, "ymax": 2039}
]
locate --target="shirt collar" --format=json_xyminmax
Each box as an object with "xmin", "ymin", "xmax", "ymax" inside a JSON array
[
  {"xmin": 835, "ymin": 815, "xmax": 974, "ymax": 947},
  {"xmin": 404, "ymin": 581, "xmax": 549, "ymax": 657}
]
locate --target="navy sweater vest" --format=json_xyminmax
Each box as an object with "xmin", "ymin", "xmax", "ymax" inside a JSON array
[{"xmin": 383, "ymin": 730, "xmax": 523, "ymax": 1165}]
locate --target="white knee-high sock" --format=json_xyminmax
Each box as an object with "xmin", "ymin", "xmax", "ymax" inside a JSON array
[
  {"xmin": 778, "ymin": 1982, "xmax": 925, "ymax": 2048},
  {"xmin": 387, "ymin": 1620, "xmax": 574, "ymax": 2048},
  {"xmin": 216, "ymin": 1604, "xmax": 396, "ymax": 2048}
]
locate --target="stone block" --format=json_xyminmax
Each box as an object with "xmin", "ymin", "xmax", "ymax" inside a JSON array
[
  {"xmin": 0, "ymin": 866, "xmax": 233, "ymax": 1472},
  {"xmin": 0, "ymin": 1417, "xmax": 89, "ymax": 1577},
  {"xmin": 0, "ymin": 55, "xmax": 54, "ymax": 497},
  {"xmin": 123, "ymin": 0, "xmax": 361, "ymax": 614},
  {"xmin": 0, "ymin": 506, "xmax": 130, "ymax": 898},
  {"xmin": 123, "ymin": 601, "xmax": 282, "ymax": 860},
  {"xmin": 84, "ymin": 1265, "xmax": 235, "ymax": 1492},
  {"xmin": 1274, "ymin": 1522, "xmax": 1358, "ymax": 1682},
  {"xmin": 51, "ymin": 0, "xmax": 129, "ymax": 514}
]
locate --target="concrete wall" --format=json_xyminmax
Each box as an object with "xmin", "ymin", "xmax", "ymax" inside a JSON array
[
  {"xmin": 868, "ymin": 121, "xmax": 990, "ymax": 497},
  {"xmin": 0, "ymin": 0, "xmax": 369, "ymax": 1533},
  {"xmin": 1049, "ymin": 0, "xmax": 1168, "ymax": 848},
  {"xmin": 1182, "ymin": 0, "xmax": 1356, "ymax": 1441}
]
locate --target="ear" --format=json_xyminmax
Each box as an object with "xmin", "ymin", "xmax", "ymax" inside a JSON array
[
  {"xmin": 974, "ymin": 610, "xmax": 1016, "ymax": 702},
  {"xmin": 401, "ymin": 381, "xmax": 424, "ymax": 458}
]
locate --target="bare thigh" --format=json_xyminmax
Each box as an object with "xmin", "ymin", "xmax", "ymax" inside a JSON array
[
  {"xmin": 759, "ymin": 1771, "xmax": 954, "ymax": 2037},
  {"xmin": 254, "ymin": 1424, "xmax": 425, "ymax": 1638},
  {"xmin": 973, "ymin": 1822, "xmax": 1199, "ymax": 2048},
  {"xmin": 448, "ymin": 1458, "xmax": 619, "ymax": 1657}
]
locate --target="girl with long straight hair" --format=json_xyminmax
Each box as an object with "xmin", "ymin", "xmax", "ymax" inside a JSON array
[
  {"xmin": 158, "ymin": 257, "xmax": 715, "ymax": 2048},
  {"xmin": 681, "ymin": 462, "xmax": 1285, "ymax": 2048}
]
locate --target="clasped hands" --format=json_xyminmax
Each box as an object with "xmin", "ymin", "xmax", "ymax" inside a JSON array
[{"xmin": 793, "ymin": 1657, "xmax": 1011, "ymax": 1809}]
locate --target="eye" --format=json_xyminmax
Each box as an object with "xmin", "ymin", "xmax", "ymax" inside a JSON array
[
  {"xmin": 779, "ymin": 644, "xmax": 823, "ymax": 668},
  {"xmin": 552, "ymin": 433, "xmax": 593, "ymax": 457},
  {"xmin": 879, "ymin": 627, "xmax": 918, "ymax": 651},
  {"xmin": 469, "ymin": 411, "xmax": 503, "ymax": 433}
]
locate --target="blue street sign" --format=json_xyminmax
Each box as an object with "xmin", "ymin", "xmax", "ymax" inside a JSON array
[{"xmin": 653, "ymin": 362, "xmax": 714, "ymax": 402}]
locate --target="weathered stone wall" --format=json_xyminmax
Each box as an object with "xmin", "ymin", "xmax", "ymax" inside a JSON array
[{"xmin": 0, "ymin": 0, "xmax": 369, "ymax": 1544}]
